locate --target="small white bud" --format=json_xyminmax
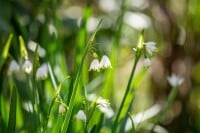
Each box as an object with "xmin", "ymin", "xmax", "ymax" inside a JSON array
[{"xmin": 76, "ymin": 110, "xmax": 86, "ymax": 121}]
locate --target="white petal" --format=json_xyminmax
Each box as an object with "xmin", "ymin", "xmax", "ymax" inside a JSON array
[
  {"xmin": 76, "ymin": 110, "xmax": 86, "ymax": 121},
  {"xmin": 143, "ymin": 58, "xmax": 151, "ymax": 67},
  {"xmin": 89, "ymin": 59, "xmax": 101, "ymax": 71},
  {"xmin": 8, "ymin": 60, "xmax": 20, "ymax": 74},
  {"xmin": 145, "ymin": 41, "xmax": 157, "ymax": 55},
  {"xmin": 23, "ymin": 60, "xmax": 33, "ymax": 74},
  {"xmin": 28, "ymin": 40, "xmax": 46, "ymax": 58},
  {"xmin": 97, "ymin": 106, "xmax": 114, "ymax": 118},
  {"xmin": 36, "ymin": 63, "xmax": 48, "ymax": 80},
  {"xmin": 167, "ymin": 73, "xmax": 184, "ymax": 87},
  {"xmin": 100, "ymin": 55, "xmax": 112, "ymax": 69}
]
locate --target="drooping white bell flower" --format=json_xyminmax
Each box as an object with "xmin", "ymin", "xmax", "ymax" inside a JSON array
[
  {"xmin": 100, "ymin": 55, "xmax": 112, "ymax": 69},
  {"xmin": 96, "ymin": 97, "xmax": 114, "ymax": 118},
  {"xmin": 8, "ymin": 60, "xmax": 20, "ymax": 75},
  {"xmin": 76, "ymin": 110, "xmax": 87, "ymax": 121},
  {"xmin": 167, "ymin": 73, "xmax": 184, "ymax": 87},
  {"xmin": 89, "ymin": 59, "xmax": 101, "ymax": 72},
  {"xmin": 143, "ymin": 58, "xmax": 151, "ymax": 68},
  {"xmin": 98, "ymin": 105, "xmax": 114, "ymax": 118},
  {"xmin": 23, "ymin": 60, "xmax": 33, "ymax": 74},
  {"xmin": 144, "ymin": 42, "xmax": 157, "ymax": 55},
  {"xmin": 28, "ymin": 40, "xmax": 46, "ymax": 57},
  {"xmin": 96, "ymin": 97, "xmax": 110, "ymax": 108},
  {"xmin": 36, "ymin": 63, "xmax": 48, "ymax": 80}
]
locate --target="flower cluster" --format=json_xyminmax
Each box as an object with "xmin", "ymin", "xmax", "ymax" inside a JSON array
[
  {"xmin": 89, "ymin": 55, "xmax": 112, "ymax": 72},
  {"xmin": 143, "ymin": 42, "xmax": 157, "ymax": 68},
  {"xmin": 8, "ymin": 59, "xmax": 48, "ymax": 80},
  {"xmin": 134, "ymin": 41, "xmax": 157, "ymax": 68},
  {"xmin": 8, "ymin": 59, "xmax": 33, "ymax": 75}
]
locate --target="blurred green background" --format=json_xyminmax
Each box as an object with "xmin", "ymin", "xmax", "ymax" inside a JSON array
[{"xmin": 0, "ymin": 0, "xmax": 200, "ymax": 132}]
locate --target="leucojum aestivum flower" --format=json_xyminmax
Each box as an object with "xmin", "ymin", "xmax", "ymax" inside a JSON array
[{"xmin": 112, "ymin": 30, "xmax": 157, "ymax": 133}]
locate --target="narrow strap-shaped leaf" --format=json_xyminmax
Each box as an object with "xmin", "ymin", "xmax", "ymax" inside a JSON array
[
  {"xmin": 2, "ymin": 34, "xmax": 13, "ymax": 59},
  {"xmin": 7, "ymin": 86, "xmax": 17, "ymax": 133},
  {"xmin": 43, "ymin": 76, "xmax": 69, "ymax": 132},
  {"xmin": 0, "ymin": 34, "xmax": 13, "ymax": 70},
  {"xmin": 60, "ymin": 19, "xmax": 102, "ymax": 133}
]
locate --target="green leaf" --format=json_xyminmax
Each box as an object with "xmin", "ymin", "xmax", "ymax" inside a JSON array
[
  {"xmin": 44, "ymin": 76, "xmax": 69, "ymax": 132},
  {"xmin": 0, "ymin": 34, "xmax": 13, "ymax": 70},
  {"xmin": 7, "ymin": 86, "xmax": 17, "ymax": 133},
  {"xmin": 60, "ymin": 19, "xmax": 102, "ymax": 133}
]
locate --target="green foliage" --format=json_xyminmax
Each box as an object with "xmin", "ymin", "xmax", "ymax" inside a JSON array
[{"xmin": 0, "ymin": 0, "xmax": 199, "ymax": 132}]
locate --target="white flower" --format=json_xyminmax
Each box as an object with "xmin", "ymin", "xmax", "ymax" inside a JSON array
[
  {"xmin": 36, "ymin": 63, "xmax": 48, "ymax": 80},
  {"xmin": 167, "ymin": 73, "xmax": 184, "ymax": 87},
  {"xmin": 23, "ymin": 60, "xmax": 33, "ymax": 74},
  {"xmin": 89, "ymin": 59, "xmax": 101, "ymax": 72},
  {"xmin": 48, "ymin": 23, "xmax": 57, "ymax": 37},
  {"xmin": 100, "ymin": 55, "xmax": 112, "ymax": 69},
  {"xmin": 28, "ymin": 40, "xmax": 46, "ymax": 58},
  {"xmin": 98, "ymin": 106, "xmax": 114, "ymax": 118},
  {"xmin": 76, "ymin": 110, "xmax": 86, "ymax": 121},
  {"xmin": 96, "ymin": 97, "xmax": 110, "ymax": 108},
  {"xmin": 144, "ymin": 41, "xmax": 157, "ymax": 55},
  {"xmin": 86, "ymin": 94, "xmax": 114, "ymax": 118},
  {"xmin": 59, "ymin": 104, "xmax": 66, "ymax": 114},
  {"xmin": 96, "ymin": 97, "xmax": 114, "ymax": 118},
  {"xmin": 22, "ymin": 101, "xmax": 33, "ymax": 113},
  {"xmin": 143, "ymin": 58, "xmax": 151, "ymax": 68},
  {"xmin": 86, "ymin": 93, "xmax": 97, "ymax": 101},
  {"xmin": 8, "ymin": 60, "xmax": 20, "ymax": 74}
]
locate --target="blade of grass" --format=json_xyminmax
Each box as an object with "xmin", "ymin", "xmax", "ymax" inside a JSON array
[
  {"xmin": 44, "ymin": 76, "xmax": 69, "ymax": 132},
  {"xmin": 102, "ymin": 0, "xmax": 127, "ymax": 98},
  {"xmin": 7, "ymin": 86, "xmax": 17, "ymax": 133},
  {"xmin": 48, "ymin": 62, "xmax": 58, "ymax": 89},
  {"xmin": 60, "ymin": 19, "xmax": 103, "ymax": 133},
  {"xmin": 0, "ymin": 34, "xmax": 13, "ymax": 70},
  {"xmin": 31, "ymin": 43, "xmax": 41, "ymax": 132}
]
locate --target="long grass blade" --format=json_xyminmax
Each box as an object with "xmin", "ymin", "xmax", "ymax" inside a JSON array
[
  {"xmin": 7, "ymin": 86, "xmax": 17, "ymax": 133},
  {"xmin": 60, "ymin": 19, "xmax": 103, "ymax": 133}
]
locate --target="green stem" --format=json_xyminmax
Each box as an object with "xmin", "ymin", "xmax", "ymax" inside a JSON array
[
  {"xmin": 85, "ymin": 103, "xmax": 97, "ymax": 132},
  {"xmin": 112, "ymin": 54, "xmax": 140, "ymax": 133},
  {"xmin": 151, "ymin": 86, "xmax": 178, "ymax": 132}
]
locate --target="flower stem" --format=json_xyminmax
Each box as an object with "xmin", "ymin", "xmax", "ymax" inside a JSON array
[
  {"xmin": 112, "ymin": 54, "xmax": 140, "ymax": 133},
  {"xmin": 150, "ymin": 86, "xmax": 178, "ymax": 132}
]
